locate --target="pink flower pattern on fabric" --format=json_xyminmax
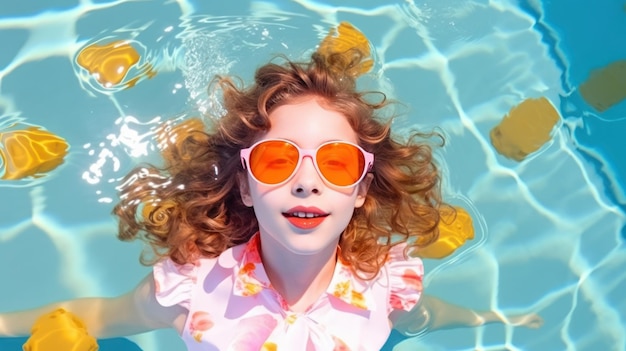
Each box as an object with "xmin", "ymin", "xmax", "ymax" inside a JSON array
[
  {"xmin": 233, "ymin": 234, "xmax": 271, "ymax": 297},
  {"xmin": 235, "ymin": 262, "xmax": 264, "ymax": 296},
  {"xmin": 189, "ymin": 311, "xmax": 214, "ymax": 342},
  {"xmin": 242, "ymin": 234, "xmax": 263, "ymax": 263},
  {"xmin": 332, "ymin": 280, "xmax": 367, "ymax": 310},
  {"xmin": 402, "ymin": 269, "xmax": 423, "ymax": 291}
]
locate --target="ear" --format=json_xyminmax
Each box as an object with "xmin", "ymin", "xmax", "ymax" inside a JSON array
[
  {"xmin": 238, "ymin": 173, "xmax": 253, "ymax": 207},
  {"xmin": 354, "ymin": 173, "xmax": 373, "ymax": 208}
]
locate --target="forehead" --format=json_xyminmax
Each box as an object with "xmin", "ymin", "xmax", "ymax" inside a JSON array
[{"xmin": 262, "ymin": 97, "xmax": 358, "ymax": 146}]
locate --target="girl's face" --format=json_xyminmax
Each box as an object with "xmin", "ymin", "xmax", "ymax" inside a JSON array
[{"xmin": 239, "ymin": 97, "xmax": 371, "ymax": 256}]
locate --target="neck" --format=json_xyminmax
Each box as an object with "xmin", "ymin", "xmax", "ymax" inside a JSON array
[{"xmin": 259, "ymin": 235, "xmax": 338, "ymax": 312}]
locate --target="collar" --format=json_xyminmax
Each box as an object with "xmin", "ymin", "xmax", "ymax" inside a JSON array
[{"xmin": 232, "ymin": 232, "xmax": 376, "ymax": 311}]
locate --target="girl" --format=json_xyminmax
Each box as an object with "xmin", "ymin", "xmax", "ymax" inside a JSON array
[{"xmin": 0, "ymin": 49, "xmax": 540, "ymax": 350}]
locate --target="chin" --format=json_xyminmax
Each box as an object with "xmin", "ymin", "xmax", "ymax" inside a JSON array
[
  {"xmin": 284, "ymin": 242, "xmax": 329, "ymax": 256},
  {"xmin": 283, "ymin": 234, "xmax": 339, "ymax": 256}
]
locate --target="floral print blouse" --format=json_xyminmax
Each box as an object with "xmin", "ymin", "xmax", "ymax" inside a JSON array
[{"xmin": 153, "ymin": 233, "xmax": 423, "ymax": 350}]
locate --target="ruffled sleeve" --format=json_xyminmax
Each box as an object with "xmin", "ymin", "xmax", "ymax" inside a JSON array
[
  {"xmin": 387, "ymin": 243, "xmax": 424, "ymax": 313},
  {"xmin": 152, "ymin": 258, "xmax": 198, "ymax": 310}
]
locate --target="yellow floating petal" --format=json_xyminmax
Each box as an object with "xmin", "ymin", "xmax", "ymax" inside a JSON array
[
  {"xmin": 155, "ymin": 117, "xmax": 206, "ymax": 166},
  {"xmin": 413, "ymin": 206, "xmax": 475, "ymax": 259},
  {"xmin": 76, "ymin": 40, "xmax": 155, "ymax": 88},
  {"xmin": 490, "ymin": 97, "xmax": 560, "ymax": 161},
  {"xmin": 22, "ymin": 308, "xmax": 98, "ymax": 351},
  {"xmin": 0, "ymin": 126, "xmax": 69, "ymax": 180},
  {"xmin": 579, "ymin": 60, "xmax": 626, "ymax": 112},
  {"xmin": 317, "ymin": 21, "xmax": 374, "ymax": 77}
]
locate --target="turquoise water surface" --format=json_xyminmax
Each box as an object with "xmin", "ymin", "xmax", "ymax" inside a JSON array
[{"xmin": 1, "ymin": 1, "xmax": 625, "ymax": 350}]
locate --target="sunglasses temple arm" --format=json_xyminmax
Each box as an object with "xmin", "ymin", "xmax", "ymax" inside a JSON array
[{"xmin": 240, "ymin": 149, "xmax": 249, "ymax": 169}]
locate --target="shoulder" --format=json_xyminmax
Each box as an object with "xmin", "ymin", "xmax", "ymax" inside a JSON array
[{"xmin": 385, "ymin": 242, "xmax": 424, "ymax": 275}]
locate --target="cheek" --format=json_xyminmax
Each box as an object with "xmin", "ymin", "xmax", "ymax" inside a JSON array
[
  {"xmin": 334, "ymin": 187, "xmax": 362, "ymax": 207},
  {"xmin": 332, "ymin": 191, "xmax": 362, "ymax": 218},
  {"xmin": 247, "ymin": 181, "xmax": 281, "ymax": 206}
]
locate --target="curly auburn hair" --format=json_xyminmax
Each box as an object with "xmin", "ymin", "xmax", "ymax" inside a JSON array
[{"xmin": 113, "ymin": 51, "xmax": 446, "ymax": 279}]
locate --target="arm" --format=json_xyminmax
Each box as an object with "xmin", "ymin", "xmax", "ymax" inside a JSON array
[
  {"xmin": 0, "ymin": 273, "xmax": 187, "ymax": 338},
  {"xmin": 390, "ymin": 295, "xmax": 543, "ymax": 336}
]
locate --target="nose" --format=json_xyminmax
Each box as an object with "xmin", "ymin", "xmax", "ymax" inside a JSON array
[{"xmin": 291, "ymin": 155, "xmax": 322, "ymax": 195}]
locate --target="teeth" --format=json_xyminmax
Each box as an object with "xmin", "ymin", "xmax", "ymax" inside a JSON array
[{"xmin": 293, "ymin": 212, "xmax": 320, "ymax": 218}]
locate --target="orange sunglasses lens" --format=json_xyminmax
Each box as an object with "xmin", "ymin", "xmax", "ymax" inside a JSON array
[
  {"xmin": 248, "ymin": 141, "xmax": 299, "ymax": 184},
  {"xmin": 316, "ymin": 142, "xmax": 365, "ymax": 186}
]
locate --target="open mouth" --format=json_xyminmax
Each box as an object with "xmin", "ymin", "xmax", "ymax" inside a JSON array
[{"xmin": 283, "ymin": 208, "xmax": 328, "ymax": 230}]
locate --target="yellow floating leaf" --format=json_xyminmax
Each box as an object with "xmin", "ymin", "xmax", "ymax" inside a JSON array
[
  {"xmin": 579, "ymin": 60, "xmax": 626, "ymax": 112},
  {"xmin": 413, "ymin": 206, "xmax": 475, "ymax": 259},
  {"xmin": 0, "ymin": 126, "xmax": 69, "ymax": 180},
  {"xmin": 76, "ymin": 40, "xmax": 155, "ymax": 88},
  {"xmin": 23, "ymin": 308, "xmax": 98, "ymax": 351},
  {"xmin": 490, "ymin": 97, "xmax": 560, "ymax": 161},
  {"xmin": 317, "ymin": 21, "xmax": 374, "ymax": 77}
]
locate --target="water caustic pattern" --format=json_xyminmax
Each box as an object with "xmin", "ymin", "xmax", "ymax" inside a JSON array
[{"xmin": 0, "ymin": 1, "xmax": 625, "ymax": 351}]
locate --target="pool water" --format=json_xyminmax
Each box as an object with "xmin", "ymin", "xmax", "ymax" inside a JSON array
[{"xmin": 1, "ymin": 1, "xmax": 624, "ymax": 350}]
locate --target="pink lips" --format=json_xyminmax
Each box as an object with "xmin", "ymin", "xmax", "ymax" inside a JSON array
[{"xmin": 283, "ymin": 206, "xmax": 328, "ymax": 230}]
